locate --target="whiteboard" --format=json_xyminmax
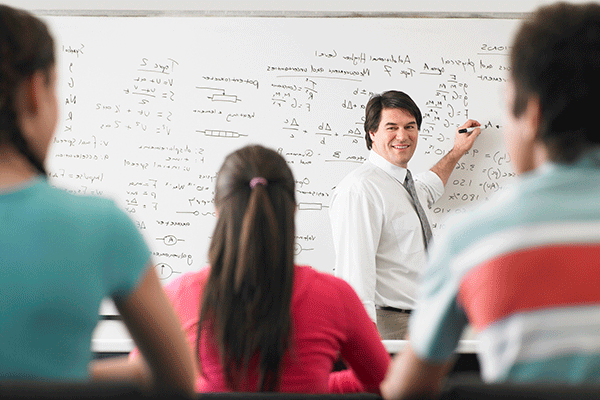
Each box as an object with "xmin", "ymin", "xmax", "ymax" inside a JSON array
[{"xmin": 41, "ymin": 16, "xmax": 520, "ymax": 328}]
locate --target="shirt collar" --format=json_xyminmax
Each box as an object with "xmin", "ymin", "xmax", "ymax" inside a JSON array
[
  {"xmin": 574, "ymin": 148, "xmax": 600, "ymax": 168},
  {"xmin": 368, "ymin": 150, "xmax": 408, "ymax": 184},
  {"xmin": 534, "ymin": 147, "xmax": 600, "ymax": 177}
]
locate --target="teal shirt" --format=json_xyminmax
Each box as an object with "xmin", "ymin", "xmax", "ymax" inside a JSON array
[{"xmin": 0, "ymin": 178, "xmax": 150, "ymax": 380}]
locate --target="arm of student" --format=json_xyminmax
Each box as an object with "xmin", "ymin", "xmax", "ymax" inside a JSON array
[
  {"xmin": 329, "ymin": 280, "xmax": 391, "ymax": 394},
  {"xmin": 430, "ymin": 119, "xmax": 481, "ymax": 186},
  {"xmin": 90, "ymin": 265, "xmax": 196, "ymax": 396},
  {"xmin": 89, "ymin": 355, "xmax": 151, "ymax": 388},
  {"xmin": 329, "ymin": 190, "xmax": 383, "ymax": 322},
  {"xmin": 380, "ymin": 343, "xmax": 455, "ymax": 400}
]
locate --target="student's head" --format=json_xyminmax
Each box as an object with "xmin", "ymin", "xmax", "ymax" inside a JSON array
[
  {"xmin": 507, "ymin": 2, "xmax": 600, "ymax": 172},
  {"xmin": 0, "ymin": 5, "xmax": 56, "ymax": 175},
  {"xmin": 364, "ymin": 90, "xmax": 422, "ymax": 168},
  {"xmin": 199, "ymin": 145, "xmax": 296, "ymax": 391}
]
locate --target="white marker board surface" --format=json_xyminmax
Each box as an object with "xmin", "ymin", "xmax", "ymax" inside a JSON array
[{"xmin": 40, "ymin": 15, "xmax": 520, "ymax": 346}]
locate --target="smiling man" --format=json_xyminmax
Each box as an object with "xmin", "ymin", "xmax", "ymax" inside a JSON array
[{"xmin": 329, "ymin": 90, "xmax": 481, "ymax": 340}]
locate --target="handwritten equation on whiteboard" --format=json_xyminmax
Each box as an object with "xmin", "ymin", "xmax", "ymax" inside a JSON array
[{"xmin": 45, "ymin": 17, "xmax": 520, "ymax": 281}]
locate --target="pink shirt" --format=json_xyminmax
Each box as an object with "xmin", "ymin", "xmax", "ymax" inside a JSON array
[{"xmin": 132, "ymin": 265, "xmax": 390, "ymax": 393}]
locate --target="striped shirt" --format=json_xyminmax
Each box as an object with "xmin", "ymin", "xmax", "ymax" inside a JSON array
[{"xmin": 409, "ymin": 150, "xmax": 600, "ymax": 383}]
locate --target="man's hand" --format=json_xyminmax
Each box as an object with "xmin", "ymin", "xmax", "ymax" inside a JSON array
[
  {"xmin": 452, "ymin": 119, "xmax": 482, "ymax": 156},
  {"xmin": 430, "ymin": 119, "xmax": 482, "ymax": 186}
]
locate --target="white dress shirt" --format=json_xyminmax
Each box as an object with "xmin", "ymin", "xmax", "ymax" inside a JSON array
[{"xmin": 329, "ymin": 150, "xmax": 444, "ymax": 322}]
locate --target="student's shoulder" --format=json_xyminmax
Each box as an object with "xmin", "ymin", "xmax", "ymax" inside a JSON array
[
  {"xmin": 434, "ymin": 180, "xmax": 528, "ymax": 258},
  {"xmin": 294, "ymin": 265, "xmax": 358, "ymax": 300},
  {"xmin": 41, "ymin": 181, "xmax": 116, "ymax": 210},
  {"xmin": 36, "ymin": 181, "xmax": 125, "ymax": 223},
  {"xmin": 164, "ymin": 267, "xmax": 211, "ymax": 298},
  {"xmin": 35, "ymin": 183, "xmax": 149, "ymax": 246}
]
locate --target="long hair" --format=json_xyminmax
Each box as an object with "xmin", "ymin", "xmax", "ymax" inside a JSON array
[
  {"xmin": 0, "ymin": 5, "xmax": 54, "ymax": 175},
  {"xmin": 198, "ymin": 145, "xmax": 296, "ymax": 391}
]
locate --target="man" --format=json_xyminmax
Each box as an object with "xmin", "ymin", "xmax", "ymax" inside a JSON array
[
  {"xmin": 329, "ymin": 90, "xmax": 481, "ymax": 340},
  {"xmin": 381, "ymin": 3, "xmax": 600, "ymax": 399}
]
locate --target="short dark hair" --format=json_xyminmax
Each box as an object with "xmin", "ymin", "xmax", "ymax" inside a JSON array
[
  {"xmin": 510, "ymin": 2, "xmax": 600, "ymax": 163},
  {"xmin": 363, "ymin": 90, "xmax": 422, "ymax": 150}
]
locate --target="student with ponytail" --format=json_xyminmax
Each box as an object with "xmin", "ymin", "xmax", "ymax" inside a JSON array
[
  {"xmin": 131, "ymin": 145, "xmax": 390, "ymax": 393},
  {"xmin": 0, "ymin": 5, "xmax": 194, "ymax": 395}
]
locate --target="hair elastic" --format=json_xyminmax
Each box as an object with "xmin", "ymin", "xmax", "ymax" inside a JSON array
[{"xmin": 249, "ymin": 177, "xmax": 268, "ymax": 189}]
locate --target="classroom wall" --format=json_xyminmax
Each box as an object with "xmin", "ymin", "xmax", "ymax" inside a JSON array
[
  {"xmin": 4, "ymin": 0, "xmax": 598, "ymax": 14},
  {"xmin": 36, "ymin": 4, "xmax": 514, "ymax": 351},
  {"xmin": 42, "ymin": 10, "xmax": 520, "ymax": 295}
]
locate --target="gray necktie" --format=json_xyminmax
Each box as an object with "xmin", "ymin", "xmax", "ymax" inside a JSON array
[{"xmin": 403, "ymin": 169, "xmax": 433, "ymax": 249}]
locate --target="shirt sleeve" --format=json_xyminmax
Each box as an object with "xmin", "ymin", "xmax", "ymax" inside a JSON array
[
  {"xmin": 103, "ymin": 202, "xmax": 152, "ymax": 299},
  {"xmin": 329, "ymin": 187, "xmax": 383, "ymax": 322},
  {"xmin": 328, "ymin": 278, "xmax": 391, "ymax": 394},
  {"xmin": 408, "ymin": 222, "xmax": 469, "ymax": 362},
  {"xmin": 414, "ymin": 170, "xmax": 445, "ymax": 209}
]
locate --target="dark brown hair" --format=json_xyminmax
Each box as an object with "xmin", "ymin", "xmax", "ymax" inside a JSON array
[
  {"xmin": 0, "ymin": 5, "xmax": 54, "ymax": 174},
  {"xmin": 198, "ymin": 145, "xmax": 296, "ymax": 391},
  {"xmin": 510, "ymin": 2, "xmax": 600, "ymax": 163},
  {"xmin": 364, "ymin": 90, "xmax": 422, "ymax": 150}
]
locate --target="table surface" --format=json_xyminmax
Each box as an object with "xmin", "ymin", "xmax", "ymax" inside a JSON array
[{"xmin": 92, "ymin": 319, "xmax": 480, "ymax": 354}]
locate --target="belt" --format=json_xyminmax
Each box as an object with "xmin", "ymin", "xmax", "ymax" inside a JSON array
[{"xmin": 376, "ymin": 305, "xmax": 412, "ymax": 314}]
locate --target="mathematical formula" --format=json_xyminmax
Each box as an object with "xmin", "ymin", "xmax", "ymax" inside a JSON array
[{"xmin": 46, "ymin": 16, "xmax": 519, "ymax": 282}]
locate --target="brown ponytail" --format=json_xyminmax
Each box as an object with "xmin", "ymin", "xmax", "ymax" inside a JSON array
[
  {"xmin": 0, "ymin": 5, "xmax": 54, "ymax": 175},
  {"xmin": 198, "ymin": 145, "xmax": 296, "ymax": 391}
]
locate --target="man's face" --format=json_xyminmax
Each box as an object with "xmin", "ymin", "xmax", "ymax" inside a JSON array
[{"xmin": 369, "ymin": 107, "xmax": 418, "ymax": 168}]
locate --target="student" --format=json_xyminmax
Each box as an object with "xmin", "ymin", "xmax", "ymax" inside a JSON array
[
  {"xmin": 329, "ymin": 90, "xmax": 481, "ymax": 339},
  {"xmin": 0, "ymin": 5, "xmax": 194, "ymax": 394},
  {"xmin": 131, "ymin": 144, "xmax": 391, "ymax": 393},
  {"xmin": 381, "ymin": 3, "xmax": 600, "ymax": 399}
]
